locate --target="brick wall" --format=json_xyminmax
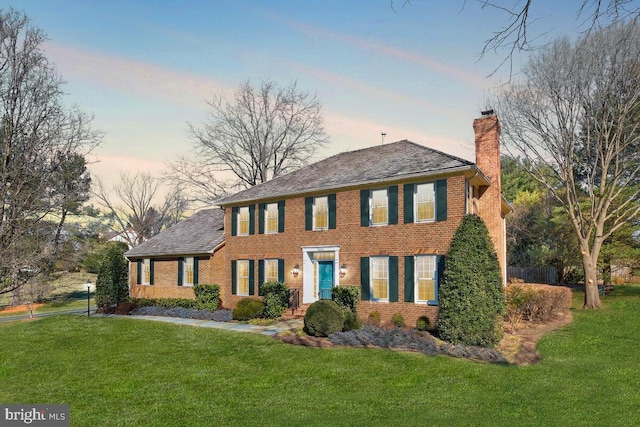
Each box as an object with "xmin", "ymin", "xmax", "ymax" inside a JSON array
[{"xmin": 223, "ymin": 175, "xmax": 467, "ymax": 326}]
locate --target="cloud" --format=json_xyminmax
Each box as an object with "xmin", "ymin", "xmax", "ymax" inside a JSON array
[
  {"xmin": 44, "ymin": 42, "xmax": 233, "ymax": 108},
  {"xmin": 276, "ymin": 18, "xmax": 487, "ymax": 90}
]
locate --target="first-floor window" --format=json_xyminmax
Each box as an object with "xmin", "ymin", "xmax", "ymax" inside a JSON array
[
  {"xmin": 237, "ymin": 260, "xmax": 249, "ymax": 296},
  {"xmin": 265, "ymin": 259, "xmax": 279, "ymax": 283},
  {"xmin": 370, "ymin": 256, "xmax": 389, "ymax": 301},
  {"xmin": 184, "ymin": 257, "xmax": 194, "ymax": 286},
  {"xmin": 143, "ymin": 258, "xmax": 151, "ymax": 285},
  {"xmin": 415, "ymin": 256, "xmax": 437, "ymax": 303}
]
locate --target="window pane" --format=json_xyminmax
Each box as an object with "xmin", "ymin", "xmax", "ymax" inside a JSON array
[
  {"xmin": 416, "ymin": 183, "xmax": 435, "ymax": 221},
  {"xmin": 143, "ymin": 259, "xmax": 150, "ymax": 284},
  {"xmin": 265, "ymin": 259, "xmax": 279, "ymax": 282},
  {"xmin": 371, "ymin": 257, "xmax": 388, "ymax": 300},
  {"xmin": 239, "ymin": 207, "xmax": 249, "ymax": 235},
  {"xmin": 185, "ymin": 257, "xmax": 194, "ymax": 285},
  {"xmin": 371, "ymin": 190, "xmax": 388, "ymax": 225},
  {"xmin": 314, "ymin": 197, "xmax": 328, "ymax": 230},
  {"xmin": 238, "ymin": 261, "xmax": 249, "ymax": 295},
  {"xmin": 415, "ymin": 256, "xmax": 436, "ymax": 302},
  {"xmin": 266, "ymin": 203, "xmax": 278, "ymax": 233}
]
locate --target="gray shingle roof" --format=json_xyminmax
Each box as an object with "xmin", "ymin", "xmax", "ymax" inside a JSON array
[
  {"xmin": 125, "ymin": 208, "xmax": 225, "ymax": 258},
  {"xmin": 216, "ymin": 140, "xmax": 475, "ymax": 205}
]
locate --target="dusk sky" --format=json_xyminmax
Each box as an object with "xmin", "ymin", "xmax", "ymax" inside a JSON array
[{"xmin": 12, "ymin": 0, "xmax": 582, "ymax": 194}]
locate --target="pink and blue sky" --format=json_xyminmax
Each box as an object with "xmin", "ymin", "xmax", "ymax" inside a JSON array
[{"xmin": 11, "ymin": 0, "xmax": 581, "ymax": 190}]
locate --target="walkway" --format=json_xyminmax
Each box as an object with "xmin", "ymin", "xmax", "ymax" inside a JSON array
[{"xmin": 96, "ymin": 314, "xmax": 304, "ymax": 337}]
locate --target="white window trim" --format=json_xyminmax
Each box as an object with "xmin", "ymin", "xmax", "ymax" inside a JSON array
[
  {"xmin": 237, "ymin": 260, "xmax": 249, "ymax": 296},
  {"xmin": 264, "ymin": 258, "xmax": 279, "ymax": 283},
  {"xmin": 313, "ymin": 196, "xmax": 329, "ymax": 231},
  {"xmin": 184, "ymin": 257, "xmax": 194, "ymax": 287},
  {"xmin": 369, "ymin": 189, "xmax": 388, "ymax": 226},
  {"xmin": 265, "ymin": 203, "xmax": 278, "ymax": 234},
  {"xmin": 414, "ymin": 255, "xmax": 437, "ymax": 304},
  {"xmin": 238, "ymin": 206, "xmax": 249, "ymax": 236},
  {"xmin": 370, "ymin": 256, "xmax": 389, "ymax": 302},
  {"xmin": 142, "ymin": 258, "xmax": 151, "ymax": 285},
  {"xmin": 414, "ymin": 183, "xmax": 436, "ymax": 223}
]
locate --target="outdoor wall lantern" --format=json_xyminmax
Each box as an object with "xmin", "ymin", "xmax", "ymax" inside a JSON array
[
  {"xmin": 340, "ymin": 264, "xmax": 347, "ymax": 278},
  {"xmin": 292, "ymin": 264, "xmax": 300, "ymax": 278}
]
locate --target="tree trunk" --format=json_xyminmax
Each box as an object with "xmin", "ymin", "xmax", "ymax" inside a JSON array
[{"xmin": 582, "ymin": 254, "xmax": 601, "ymax": 309}]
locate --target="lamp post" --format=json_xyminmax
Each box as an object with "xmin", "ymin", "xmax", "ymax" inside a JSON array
[{"xmin": 86, "ymin": 279, "xmax": 92, "ymax": 317}]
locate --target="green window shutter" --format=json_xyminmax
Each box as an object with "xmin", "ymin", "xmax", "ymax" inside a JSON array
[
  {"xmin": 360, "ymin": 257, "xmax": 370, "ymax": 301},
  {"xmin": 231, "ymin": 260, "xmax": 237, "ymax": 295},
  {"xmin": 278, "ymin": 259, "xmax": 285, "ymax": 283},
  {"xmin": 434, "ymin": 255, "xmax": 446, "ymax": 305},
  {"xmin": 193, "ymin": 258, "xmax": 199, "ymax": 285},
  {"xmin": 177, "ymin": 258, "xmax": 183, "ymax": 286},
  {"xmin": 248, "ymin": 205, "xmax": 256, "ymax": 235},
  {"xmin": 248, "ymin": 260, "xmax": 255, "ymax": 295},
  {"xmin": 389, "ymin": 256, "xmax": 398, "ymax": 302},
  {"xmin": 388, "ymin": 186, "xmax": 398, "ymax": 225},
  {"xmin": 403, "ymin": 184, "xmax": 414, "ymax": 224},
  {"xmin": 136, "ymin": 260, "xmax": 142, "ymax": 284},
  {"xmin": 258, "ymin": 203, "xmax": 265, "ymax": 234},
  {"xmin": 328, "ymin": 194, "xmax": 337, "ymax": 229},
  {"xmin": 149, "ymin": 259, "xmax": 155, "ymax": 285},
  {"xmin": 360, "ymin": 190, "xmax": 370, "ymax": 227},
  {"xmin": 278, "ymin": 200, "xmax": 285, "ymax": 233},
  {"xmin": 404, "ymin": 256, "xmax": 414, "ymax": 302},
  {"xmin": 436, "ymin": 179, "xmax": 448, "ymax": 221},
  {"xmin": 305, "ymin": 197, "xmax": 313, "ymax": 230},
  {"xmin": 231, "ymin": 207, "xmax": 238, "ymax": 236},
  {"xmin": 258, "ymin": 260, "xmax": 265, "ymax": 285}
]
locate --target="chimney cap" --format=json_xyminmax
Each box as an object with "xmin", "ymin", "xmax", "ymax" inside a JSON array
[{"xmin": 481, "ymin": 109, "xmax": 495, "ymax": 116}]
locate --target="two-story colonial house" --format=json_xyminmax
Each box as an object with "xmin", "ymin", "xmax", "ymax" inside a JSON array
[{"xmin": 214, "ymin": 113, "xmax": 510, "ymax": 325}]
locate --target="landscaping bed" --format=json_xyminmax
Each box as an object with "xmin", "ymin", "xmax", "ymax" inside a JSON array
[{"xmin": 129, "ymin": 306, "xmax": 233, "ymax": 322}]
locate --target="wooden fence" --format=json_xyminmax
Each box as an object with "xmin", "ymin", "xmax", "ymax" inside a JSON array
[{"xmin": 507, "ymin": 266, "xmax": 558, "ymax": 285}]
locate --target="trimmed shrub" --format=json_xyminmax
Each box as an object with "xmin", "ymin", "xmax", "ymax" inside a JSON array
[
  {"xmin": 233, "ymin": 298, "xmax": 264, "ymax": 321},
  {"xmin": 94, "ymin": 243, "xmax": 129, "ymax": 309},
  {"xmin": 367, "ymin": 310, "xmax": 381, "ymax": 326},
  {"xmin": 416, "ymin": 316, "xmax": 430, "ymax": 331},
  {"xmin": 331, "ymin": 286, "xmax": 360, "ymax": 313},
  {"xmin": 505, "ymin": 284, "xmax": 572, "ymax": 326},
  {"xmin": 259, "ymin": 281, "xmax": 289, "ymax": 319},
  {"xmin": 391, "ymin": 313, "xmax": 405, "ymax": 327},
  {"xmin": 131, "ymin": 297, "xmax": 196, "ymax": 309},
  {"xmin": 343, "ymin": 311, "xmax": 363, "ymax": 331},
  {"xmin": 438, "ymin": 214, "xmax": 506, "ymax": 348},
  {"xmin": 193, "ymin": 284, "xmax": 221, "ymax": 311},
  {"xmin": 304, "ymin": 300, "xmax": 344, "ymax": 337}
]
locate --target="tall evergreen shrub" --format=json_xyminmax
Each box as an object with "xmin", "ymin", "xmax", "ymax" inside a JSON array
[
  {"xmin": 438, "ymin": 214, "xmax": 505, "ymax": 348},
  {"xmin": 94, "ymin": 243, "xmax": 129, "ymax": 308}
]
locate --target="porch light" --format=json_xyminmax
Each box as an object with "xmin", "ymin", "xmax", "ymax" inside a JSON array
[
  {"xmin": 292, "ymin": 264, "xmax": 300, "ymax": 278},
  {"xmin": 340, "ymin": 264, "xmax": 347, "ymax": 278}
]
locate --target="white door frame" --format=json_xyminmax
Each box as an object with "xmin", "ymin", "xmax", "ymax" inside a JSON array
[{"xmin": 301, "ymin": 245, "xmax": 340, "ymax": 304}]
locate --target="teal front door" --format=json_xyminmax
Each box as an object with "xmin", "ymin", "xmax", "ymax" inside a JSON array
[{"xmin": 318, "ymin": 261, "xmax": 334, "ymax": 300}]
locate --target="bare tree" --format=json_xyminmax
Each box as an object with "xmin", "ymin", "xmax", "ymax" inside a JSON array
[
  {"xmin": 494, "ymin": 21, "xmax": 640, "ymax": 308},
  {"xmin": 475, "ymin": 0, "xmax": 640, "ymax": 75},
  {"xmin": 0, "ymin": 9, "xmax": 101, "ymax": 297},
  {"xmin": 94, "ymin": 172, "xmax": 189, "ymax": 247},
  {"xmin": 170, "ymin": 79, "xmax": 329, "ymax": 205}
]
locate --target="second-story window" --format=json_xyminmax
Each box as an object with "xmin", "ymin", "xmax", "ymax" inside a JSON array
[
  {"xmin": 265, "ymin": 203, "xmax": 278, "ymax": 234},
  {"xmin": 238, "ymin": 206, "xmax": 249, "ymax": 236},
  {"xmin": 314, "ymin": 196, "xmax": 328, "ymax": 230},
  {"xmin": 415, "ymin": 183, "xmax": 435, "ymax": 222},
  {"xmin": 371, "ymin": 189, "xmax": 388, "ymax": 226}
]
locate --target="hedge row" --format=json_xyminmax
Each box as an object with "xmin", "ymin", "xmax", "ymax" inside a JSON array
[{"xmin": 505, "ymin": 284, "xmax": 572, "ymax": 322}]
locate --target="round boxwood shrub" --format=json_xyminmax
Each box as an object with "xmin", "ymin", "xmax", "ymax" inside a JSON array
[
  {"xmin": 391, "ymin": 313, "xmax": 405, "ymax": 327},
  {"xmin": 367, "ymin": 310, "xmax": 381, "ymax": 326},
  {"xmin": 343, "ymin": 311, "xmax": 363, "ymax": 332},
  {"xmin": 438, "ymin": 214, "xmax": 505, "ymax": 348},
  {"xmin": 232, "ymin": 298, "xmax": 264, "ymax": 321},
  {"xmin": 416, "ymin": 316, "xmax": 431, "ymax": 331},
  {"xmin": 304, "ymin": 300, "xmax": 344, "ymax": 337}
]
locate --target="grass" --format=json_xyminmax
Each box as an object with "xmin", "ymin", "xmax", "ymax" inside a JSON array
[{"xmin": 1, "ymin": 286, "xmax": 639, "ymax": 426}]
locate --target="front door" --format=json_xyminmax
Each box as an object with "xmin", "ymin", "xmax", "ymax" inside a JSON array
[{"xmin": 318, "ymin": 261, "xmax": 334, "ymax": 299}]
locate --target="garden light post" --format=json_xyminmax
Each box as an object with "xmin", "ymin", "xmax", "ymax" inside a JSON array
[{"xmin": 86, "ymin": 280, "xmax": 92, "ymax": 317}]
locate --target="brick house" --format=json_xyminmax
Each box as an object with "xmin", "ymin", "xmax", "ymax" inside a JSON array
[
  {"xmin": 125, "ymin": 208, "xmax": 226, "ymax": 299},
  {"xmin": 215, "ymin": 114, "xmax": 511, "ymax": 326}
]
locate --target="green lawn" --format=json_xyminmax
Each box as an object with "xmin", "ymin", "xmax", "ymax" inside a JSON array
[{"xmin": 1, "ymin": 287, "xmax": 639, "ymax": 426}]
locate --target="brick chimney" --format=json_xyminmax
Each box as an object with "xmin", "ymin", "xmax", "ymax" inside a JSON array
[{"xmin": 473, "ymin": 112, "xmax": 507, "ymax": 285}]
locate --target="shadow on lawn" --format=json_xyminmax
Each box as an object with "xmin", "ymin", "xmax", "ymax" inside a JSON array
[{"xmin": 608, "ymin": 284, "xmax": 640, "ymax": 298}]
